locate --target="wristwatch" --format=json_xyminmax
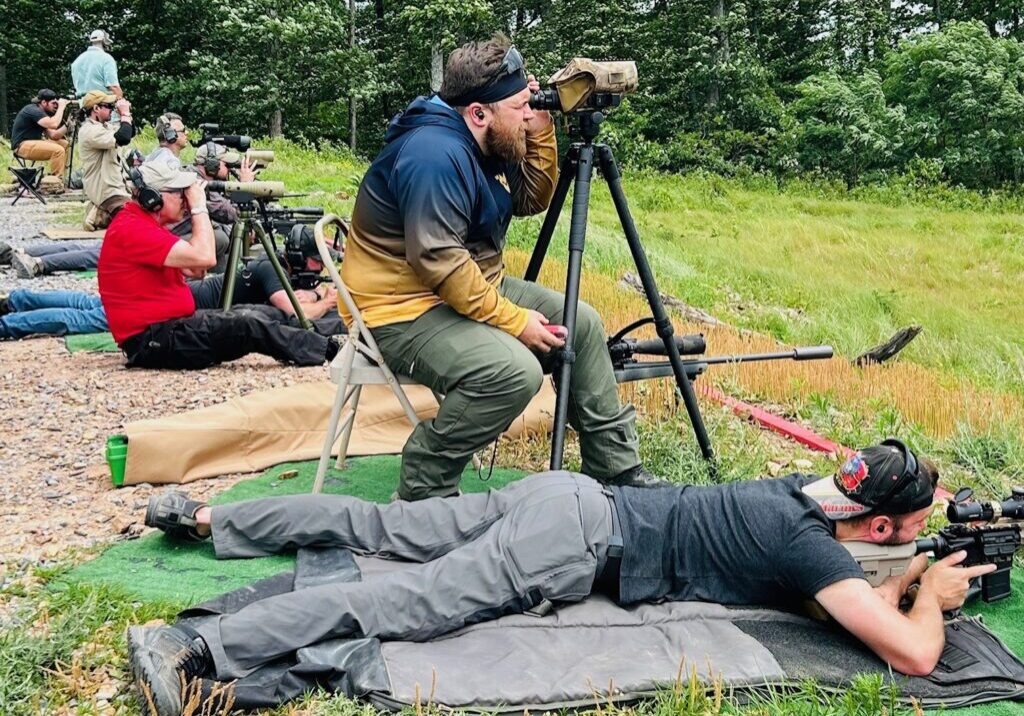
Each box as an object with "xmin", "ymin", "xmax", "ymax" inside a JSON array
[{"xmin": 190, "ymin": 207, "xmax": 209, "ymax": 216}]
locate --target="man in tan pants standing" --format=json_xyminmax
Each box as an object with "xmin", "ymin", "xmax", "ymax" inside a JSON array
[{"xmin": 11, "ymin": 89, "xmax": 71, "ymax": 180}]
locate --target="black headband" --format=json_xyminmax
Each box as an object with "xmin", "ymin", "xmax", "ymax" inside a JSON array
[{"xmin": 443, "ymin": 69, "xmax": 529, "ymax": 107}]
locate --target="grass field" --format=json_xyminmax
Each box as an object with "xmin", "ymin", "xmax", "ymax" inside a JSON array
[{"xmin": 4, "ymin": 131, "xmax": 1024, "ymax": 714}]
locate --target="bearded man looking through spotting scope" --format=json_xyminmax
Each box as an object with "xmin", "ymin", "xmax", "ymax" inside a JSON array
[{"xmin": 341, "ymin": 34, "xmax": 662, "ymax": 500}]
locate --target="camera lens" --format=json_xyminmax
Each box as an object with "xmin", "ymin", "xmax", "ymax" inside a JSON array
[{"xmin": 529, "ymin": 89, "xmax": 561, "ymax": 112}]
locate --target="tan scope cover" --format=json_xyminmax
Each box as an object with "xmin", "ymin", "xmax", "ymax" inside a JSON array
[{"xmin": 546, "ymin": 59, "xmax": 638, "ymax": 112}]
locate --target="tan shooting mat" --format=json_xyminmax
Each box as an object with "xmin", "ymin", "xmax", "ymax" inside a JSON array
[
  {"xmin": 122, "ymin": 380, "xmax": 555, "ymax": 485},
  {"xmin": 42, "ymin": 227, "xmax": 105, "ymax": 241}
]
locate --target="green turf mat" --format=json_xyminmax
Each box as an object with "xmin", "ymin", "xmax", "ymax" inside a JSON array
[
  {"xmin": 65, "ymin": 332, "xmax": 117, "ymax": 353},
  {"xmin": 68, "ymin": 455, "xmax": 526, "ymax": 605},
  {"xmin": 74, "ymin": 269, "xmax": 97, "ymax": 279}
]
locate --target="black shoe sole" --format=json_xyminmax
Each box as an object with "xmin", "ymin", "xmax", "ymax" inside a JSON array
[{"xmin": 127, "ymin": 626, "xmax": 183, "ymax": 716}]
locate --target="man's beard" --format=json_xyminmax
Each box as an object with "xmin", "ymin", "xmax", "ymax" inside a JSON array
[
  {"xmin": 44, "ymin": 105, "xmax": 58, "ymax": 117},
  {"xmin": 484, "ymin": 119, "xmax": 527, "ymax": 163}
]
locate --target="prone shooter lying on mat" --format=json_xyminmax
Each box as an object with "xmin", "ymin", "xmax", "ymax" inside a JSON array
[{"xmin": 128, "ymin": 440, "xmax": 997, "ymax": 715}]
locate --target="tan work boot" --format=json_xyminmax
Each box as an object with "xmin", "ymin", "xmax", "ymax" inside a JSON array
[{"xmin": 39, "ymin": 175, "xmax": 66, "ymax": 194}]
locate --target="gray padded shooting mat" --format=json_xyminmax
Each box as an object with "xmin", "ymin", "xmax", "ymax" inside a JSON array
[{"xmin": 181, "ymin": 549, "xmax": 1024, "ymax": 712}]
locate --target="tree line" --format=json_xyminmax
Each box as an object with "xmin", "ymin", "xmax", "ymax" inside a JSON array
[{"xmin": 4, "ymin": 0, "xmax": 1024, "ymax": 189}]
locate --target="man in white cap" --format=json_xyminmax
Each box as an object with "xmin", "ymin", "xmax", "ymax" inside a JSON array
[
  {"xmin": 71, "ymin": 30, "xmax": 123, "ymax": 100},
  {"xmin": 78, "ymin": 89, "xmax": 134, "ymax": 230},
  {"xmin": 97, "ymin": 160, "xmax": 340, "ymax": 370}
]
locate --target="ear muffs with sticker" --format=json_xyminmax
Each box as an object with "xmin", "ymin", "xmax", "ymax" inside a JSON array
[
  {"xmin": 129, "ymin": 167, "xmax": 164, "ymax": 212},
  {"xmin": 285, "ymin": 224, "xmax": 317, "ymax": 269}
]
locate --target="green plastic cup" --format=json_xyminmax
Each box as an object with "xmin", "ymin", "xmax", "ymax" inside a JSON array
[{"xmin": 106, "ymin": 434, "xmax": 129, "ymax": 487}]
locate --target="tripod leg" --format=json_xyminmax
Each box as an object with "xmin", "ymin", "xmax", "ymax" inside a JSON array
[
  {"xmin": 550, "ymin": 144, "xmax": 597, "ymax": 470},
  {"xmin": 253, "ymin": 222, "xmax": 312, "ymax": 330},
  {"xmin": 524, "ymin": 147, "xmax": 577, "ymax": 283},
  {"xmin": 64, "ymin": 122, "xmax": 79, "ymax": 186},
  {"xmin": 221, "ymin": 221, "xmax": 246, "ymax": 311},
  {"xmin": 597, "ymin": 145, "xmax": 717, "ymax": 471}
]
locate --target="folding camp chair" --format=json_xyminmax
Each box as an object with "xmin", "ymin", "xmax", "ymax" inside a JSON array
[
  {"xmin": 9, "ymin": 155, "xmax": 46, "ymax": 205},
  {"xmin": 311, "ymin": 215, "xmax": 481, "ymax": 494}
]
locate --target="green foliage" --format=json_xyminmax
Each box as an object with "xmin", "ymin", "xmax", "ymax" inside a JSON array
[
  {"xmin": 4, "ymin": 2, "xmax": 1024, "ymax": 189},
  {"xmin": 883, "ymin": 21, "xmax": 1024, "ymax": 188},
  {"xmin": 790, "ymin": 70, "xmax": 907, "ymax": 185}
]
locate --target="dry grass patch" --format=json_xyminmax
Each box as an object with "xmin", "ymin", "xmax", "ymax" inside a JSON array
[{"xmin": 505, "ymin": 250, "xmax": 1024, "ymax": 439}]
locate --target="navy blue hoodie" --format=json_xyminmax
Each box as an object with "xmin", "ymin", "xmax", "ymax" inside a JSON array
[{"xmin": 340, "ymin": 96, "xmax": 558, "ymax": 333}]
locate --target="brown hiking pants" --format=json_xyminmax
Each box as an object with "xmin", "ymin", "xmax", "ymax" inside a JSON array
[{"xmin": 16, "ymin": 139, "xmax": 69, "ymax": 176}]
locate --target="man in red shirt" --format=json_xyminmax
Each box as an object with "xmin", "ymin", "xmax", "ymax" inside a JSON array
[{"xmin": 98, "ymin": 161, "xmax": 339, "ymax": 369}]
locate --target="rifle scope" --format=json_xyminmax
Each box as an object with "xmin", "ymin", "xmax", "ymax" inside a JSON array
[{"xmin": 947, "ymin": 489, "xmax": 1024, "ymax": 523}]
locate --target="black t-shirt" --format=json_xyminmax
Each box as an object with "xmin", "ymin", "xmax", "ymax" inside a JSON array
[
  {"xmin": 11, "ymin": 104, "xmax": 48, "ymax": 149},
  {"xmin": 234, "ymin": 258, "xmax": 285, "ymax": 305},
  {"xmin": 611, "ymin": 473, "xmax": 866, "ymax": 607},
  {"xmin": 187, "ymin": 258, "xmax": 286, "ymax": 310}
]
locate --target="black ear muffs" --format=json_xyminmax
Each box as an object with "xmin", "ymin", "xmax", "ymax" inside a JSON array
[
  {"xmin": 129, "ymin": 167, "xmax": 163, "ymax": 212},
  {"xmin": 285, "ymin": 224, "xmax": 316, "ymax": 268},
  {"xmin": 157, "ymin": 114, "xmax": 178, "ymax": 144},
  {"xmin": 202, "ymin": 141, "xmax": 222, "ymax": 176}
]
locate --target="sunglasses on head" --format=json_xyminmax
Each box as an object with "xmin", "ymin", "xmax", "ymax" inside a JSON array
[{"xmin": 497, "ymin": 46, "xmax": 525, "ymax": 77}]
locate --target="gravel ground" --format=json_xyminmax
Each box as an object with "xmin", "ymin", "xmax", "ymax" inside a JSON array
[{"xmin": 0, "ymin": 198, "xmax": 328, "ymax": 563}]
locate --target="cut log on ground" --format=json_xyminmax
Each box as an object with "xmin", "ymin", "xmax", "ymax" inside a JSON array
[{"xmin": 854, "ymin": 325, "xmax": 923, "ymax": 366}]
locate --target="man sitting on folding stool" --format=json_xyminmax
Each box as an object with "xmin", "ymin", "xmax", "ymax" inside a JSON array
[{"xmin": 11, "ymin": 89, "xmax": 71, "ymax": 192}]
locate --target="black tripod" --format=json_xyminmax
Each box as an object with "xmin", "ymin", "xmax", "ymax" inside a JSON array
[{"xmin": 524, "ymin": 110, "xmax": 715, "ymax": 472}]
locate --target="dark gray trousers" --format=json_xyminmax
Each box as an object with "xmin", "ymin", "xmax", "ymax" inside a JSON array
[
  {"xmin": 28, "ymin": 241, "xmax": 102, "ymax": 273},
  {"xmin": 194, "ymin": 472, "xmax": 615, "ymax": 680}
]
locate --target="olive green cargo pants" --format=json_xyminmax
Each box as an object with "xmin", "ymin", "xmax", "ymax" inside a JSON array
[{"xmin": 372, "ymin": 277, "xmax": 639, "ymax": 500}]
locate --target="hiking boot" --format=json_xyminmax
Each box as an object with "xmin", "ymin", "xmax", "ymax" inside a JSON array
[
  {"xmin": 127, "ymin": 624, "xmax": 211, "ymax": 716},
  {"xmin": 11, "ymin": 250, "xmax": 43, "ymax": 279},
  {"xmin": 145, "ymin": 491, "xmax": 209, "ymax": 541},
  {"xmin": 603, "ymin": 465, "xmax": 671, "ymax": 489},
  {"xmin": 0, "ymin": 241, "xmax": 12, "ymax": 265},
  {"xmin": 40, "ymin": 175, "xmax": 66, "ymax": 194}
]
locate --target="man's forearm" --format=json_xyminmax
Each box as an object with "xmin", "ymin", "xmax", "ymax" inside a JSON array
[
  {"xmin": 189, "ymin": 214, "xmax": 217, "ymax": 268},
  {"xmin": 435, "ymin": 260, "xmax": 530, "ymax": 336},
  {"xmin": 114, "ymin": 120, "xmax": 133, "ymax": 146},
  {"xmin": 303, "ymin": 296, "xmax": 337, "ymax": 320},
  {"xmin": 898, "ymin": 586, "xmax": 946, "ymax": 673},
  {"xmin": 511, "ymin": 122, "xmax": 558, "ymax": 216}
]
